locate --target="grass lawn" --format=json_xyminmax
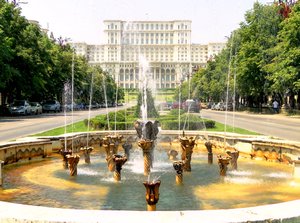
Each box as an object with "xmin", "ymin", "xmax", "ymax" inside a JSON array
[
  {"xmin": 208, "ymin": 122, "xmax": 258, "ymax": 135},
  {"xmin": 33, "ymin": 116, "xmax": 258, "ymax": 137}
]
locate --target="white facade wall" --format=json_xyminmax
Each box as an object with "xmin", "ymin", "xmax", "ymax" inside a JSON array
[{"xmin": 72, "ymin": 20, "xmax": 226, "ymax": 89}]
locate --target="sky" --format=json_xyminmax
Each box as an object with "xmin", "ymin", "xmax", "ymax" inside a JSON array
[{"xmin": 20, "ymin": 0, "xmax": 271, "ymax": 44}]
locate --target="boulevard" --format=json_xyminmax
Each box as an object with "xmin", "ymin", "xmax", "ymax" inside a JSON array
[
  {"xmin": 1, "ymin": 106, "xmax": 300, "ymax": 143},
  {"xmin": 200, "ymin": 109, "xmax": 300, "ymax": 142},
  {"xmin": 0, "ymin": 105, "xmax": 129, "ymax": 143}
]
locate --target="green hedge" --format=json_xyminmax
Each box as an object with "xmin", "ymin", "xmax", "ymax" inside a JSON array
[
  {"xmin": 160, "ymin": 119, "xmax": 215, "ymax": 130},
  {"xmin": 85, "ymin": 108, "xmax": 215, "ymax": 131}
]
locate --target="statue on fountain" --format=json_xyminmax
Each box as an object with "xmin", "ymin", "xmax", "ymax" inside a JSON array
[
  {"xmin": 102, "ymin": 135, "xmax": 123, "ymax": 171},
  {"xmin": 59, "ymin": 149, "xmax": 72, "ymax": 169},
  {"xmin": 173, "ymin": 160, "xmax": 185, "ymax": 184},
  {"xmin": 179, "ymin": 133, "xmax": 196, "ymax": 172},
  {"xmin": 136, "ymin": 119, "xmax": 159, "ymax": 176},
  {"xmin": 66, "ymin": 154, "xmax": 80, "ymax": 176},
  {"xmin": 143, "ymin": 180, "xmax": 161, "ymax": 211},
  {"xmin": 112, "ymin": 154, "xmax": 127, "ymax": 181},
  {"xmin": 205, "ymin": 141, "xmax": 213, "ymax": 164},
  {"xmin": 80, "ymin": 146, "xmax": 93, "ymax": 164},
  {"xmin": 226, "ymin": 149, "xmax": 239, "ymax": 170},
  {"xmin": 217, "ymin": 154, "xmax": 231, "ymax": 176},
  {"xmin": 138, "ymin": 139, "xmax": 154, "ymax": 176},
  {"xmin": 168, "ymin": 150, "xmax": 178, "ymax": 160}
]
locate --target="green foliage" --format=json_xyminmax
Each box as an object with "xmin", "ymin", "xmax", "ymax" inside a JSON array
[
  {"xmin": 173, "ymin": 2, "xmax": 300, "ymax": 109},
  {"xmin": 84, "ymin": 109, "xmax": 136, "ymax": 130},
  {"xmin": 0, "ymin": 1, "xmax": 123, "ymax": 105},
  {"xmin": 135, "ymin": 89, "xmax": 159, "ymax": 118},
  {"xmin": 263, "ymin": 2, "xmax": 300, "ymax": 107},
  {"xmin": 158, "ymin": 112, "xmax": 215, "ymax": 130},
  {"xmin": 169, "ymin": 109, "xmax": 186, "ymax": 116}
]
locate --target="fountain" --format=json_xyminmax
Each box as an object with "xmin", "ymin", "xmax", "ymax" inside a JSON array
[
  {"xmin": 179, "ymin": 133, "xmax": 196, "ymax": 172},
  {"xmin": 102, "ymin": 134, "xmax": 123, "ymax": 171},
  {"xmin": 143, "ymin": 180, "xmax": 161, "ymax": 211},
  {"xmin": 1, "ymin": 130, "xmax": 300, "ymax": 222},
  {"xmin": 59, "ymin": 149, "xmax": 72, "ymax": 169},
  {"xmin": 205, "ymin": 141, "xmax": 213, "ymax": 164},
  {"xmin": 112, "ymin": 154, "xmax": 127, "ymax": 181},
  {"xmin": 226, "ymin": 149, "xmax": 239, "ymax": 170},
  {"xmin": 80, "ymin": 146, "xmax": 93, "ymax": 164},
  {"xmin": 167, "ymin": 149, "xmax": 178, "ymax": 160},
  {"xmin": 66, "ymin": 153, "xmax": 80, "ymax": 176},
  {"xmin": 217, "ymin": 154, "xmax": 231, "ymax": 176},
  {"xmin": 173, "ymin": 160, "xmax": 185, "ymax": 184}
]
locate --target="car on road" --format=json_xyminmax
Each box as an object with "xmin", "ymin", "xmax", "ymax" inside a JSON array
[
  {"xmin": 213, "ymin": 102, "xmax": 225, "ymax": 111},
  {"xmin": 9, "ymin": 100, "xmax": 32, "ymax": 115},
  {"xmin": 42, "ymin": 100, "xmax": 61, "ymax": 112},
  {"xmin": 30, "ymin": 102, "xmax": 43, "ymax": 115},
  {"xmin": 182, "ymin": 99, "xmax": 200, "ymax": 113}
]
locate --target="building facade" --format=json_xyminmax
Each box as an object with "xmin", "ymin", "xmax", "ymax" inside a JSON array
[{"xmin": 73, "ymin": 20, "xmax": 226, "ymax": 89}]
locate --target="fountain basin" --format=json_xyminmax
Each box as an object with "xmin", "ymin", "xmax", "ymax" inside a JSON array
[{"xmin": 1, "ymin": 130, "xmax": 300, "ymax": 222}]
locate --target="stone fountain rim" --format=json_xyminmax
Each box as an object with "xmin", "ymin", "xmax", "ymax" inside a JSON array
[
  {"xmin": 1, "ymin": 199, "xmax": 300, "ymax": 223},
  {"xmin": 1, "ymin": 130, "xmax": 300, "ymax": 222}
]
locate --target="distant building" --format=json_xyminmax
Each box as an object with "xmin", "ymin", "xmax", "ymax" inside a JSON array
[{"xmin": 72, "ymin": 20, "xmax": 226, "ymax": 89}]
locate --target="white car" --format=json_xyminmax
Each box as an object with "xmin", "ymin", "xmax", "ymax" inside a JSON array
[
  {"xmin": 9, "ymin": 100, "xmax": 32, "ymax": 115},
  {"xmin": 42, "ymin": 100, "xmax": 61, "ymax": 113},
  {"xmin": 30, "ymin": 102, "xmax": 43, "ymax": 115}
]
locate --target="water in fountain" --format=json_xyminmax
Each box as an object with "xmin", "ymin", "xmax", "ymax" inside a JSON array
[
  {"xmin": 63, "ymin": 80, "xmax": 71, "ymax": 151},
  {"xmin": 3, "ymin": 143, "xmax": 300, "ymax": 211},
  {"xmin": 139, "ymin": 55, "xmax": 150, "ymax": 123},
  {"xmin": 86, "ymin": 73, "xmax": 94, "ymax": 147},
  {"xmin": 102, "ymin": 72, "xmax": 110, "ymax": 130}
]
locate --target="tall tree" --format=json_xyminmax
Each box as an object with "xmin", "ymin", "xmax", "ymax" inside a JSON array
[
  {"xmin": 264, "ymin": 2, "xmax": 300, "ymax": 108},
  {"xmin": 236, "ymin": 2, "xmax": 282, "ymax": 107}
]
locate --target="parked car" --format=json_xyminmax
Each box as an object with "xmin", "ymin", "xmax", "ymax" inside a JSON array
[
  {"xmin": 214, "ymin": 102, "xmax": 225, "ymax": 111},
  {"xmin": 182, "ymin": 99, "xmax": 200, "ymax": 113},
  {"xmin": 42, "ymin": 100, "xmax": 61, "ymax": 112},
  {"xmin": 9, "ymin": 100, "xmax": 32, "ymax": 115},
  {"xmin": 30, "ymin": 102, "xmax": 43, "ymax": 115}
]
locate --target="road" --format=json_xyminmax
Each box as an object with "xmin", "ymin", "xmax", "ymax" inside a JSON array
[
  {"xmin": 200, "ymin": 109, "xmax": 300, "ymax": 142},
  {"xmin": 0, "ymin": 105, "xmax": 130, "ymax": 143},
  {"xmin": 1, "ymin": 106, "xmax": 300, "ymax": 143}
]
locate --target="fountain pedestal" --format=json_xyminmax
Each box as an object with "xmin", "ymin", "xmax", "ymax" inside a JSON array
[
  {"xmin": 173, "ymin": 160, "xmax": 185, "ymax": 184},
  {"xmin": 226, "ymin": 150, "xmax": 239, "ymax": 170},
  {"xmin": 59, "ymin": 149, "xmax": 72, "ymax": 169},
  {"xmin": 103, "ymin": 135, "xmax": 123, "ymax": 172},
  {"xmin": 112, "ymin": 154, "xmax": 127, "ymax": 181},
  {"xmin": 66, "ymin": 154, "xmax": 80, "ymax": 176},
  {"xmin": 80, "ymin": 146, "xmax": 93, "ymax": 164},
  {"xmin": 138, "ymin": 139, "xmax": 154, "ymax": 176},
  {"xmin": 217, "ymin": 155, "xmax": 231, "ymax": 176},
  {"xmin": 143, "ymin": 180, "xmax": 161, "ymax": 211},
  {"xmin": 180, "ymin": 136, "xmax": 196, "ymax": 172},
  {"xmin": 205, "ymin": 141, "xmax": 213, "ymax": 164},
  {"xmin": 168, "ymin": 150, "xmax": 178, "ymax": 160}
]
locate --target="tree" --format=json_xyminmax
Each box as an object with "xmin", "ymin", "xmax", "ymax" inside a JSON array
[
  {"xmin": 235, "ymin": 2, "xmax": 282, "ymax": 107},
  {"xmin": 264, "ymin": 2, "xmax": 300, "ymax": 109},
  {"xmin": 135, "ymin": 89, "xmax": 159, "ymax": 119}
]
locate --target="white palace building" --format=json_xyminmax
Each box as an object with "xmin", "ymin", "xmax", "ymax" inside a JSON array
[{"xmin": 72, "ymin": 20, "xmax": 226, "ymax": 89}]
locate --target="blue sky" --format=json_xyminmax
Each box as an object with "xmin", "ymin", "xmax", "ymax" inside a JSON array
[{"xmin": 21, "ymin": 0, "xmax": 271, "ymax": 44}]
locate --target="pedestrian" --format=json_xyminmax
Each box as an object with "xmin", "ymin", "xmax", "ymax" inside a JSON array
[{"xmin": 272, "ymin": 99, "xmax": 279, "ymax": 114}]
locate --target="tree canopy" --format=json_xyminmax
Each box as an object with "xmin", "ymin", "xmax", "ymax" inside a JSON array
[
  {"xmin": 0, "ymin": 0, "xmax": 123, "ymax": 106},
  {"xmin": 175, "ymin": 2, "xmax": 300, "ymax": 109}
]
